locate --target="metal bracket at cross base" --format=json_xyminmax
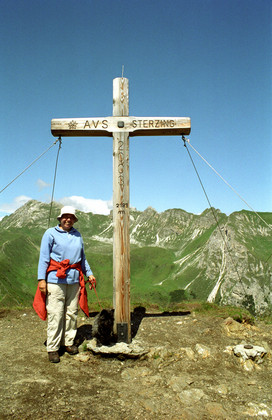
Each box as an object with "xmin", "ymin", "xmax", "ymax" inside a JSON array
[{"xmin": 117, "ymin": 322, "xmax": 129, "ymax": 343}]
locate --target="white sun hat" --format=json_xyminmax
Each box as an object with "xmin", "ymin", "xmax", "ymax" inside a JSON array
[{"xmin": 57, "ymin": 206, "xmax": 78, "ymax": 222}]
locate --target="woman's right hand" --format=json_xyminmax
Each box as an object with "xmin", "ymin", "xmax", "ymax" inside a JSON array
[{"xmin": 38, "ymin": 280, "xmax": 47, "ymax": 295}]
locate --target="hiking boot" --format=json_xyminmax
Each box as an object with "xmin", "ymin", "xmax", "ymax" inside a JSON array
[
  {"xmin": 48, "ymin": 351, "xmax": 60, "ymax": 363},
  {"xmin": 65, "ymin": 345, "xmax": 79, "ymax": 355}
]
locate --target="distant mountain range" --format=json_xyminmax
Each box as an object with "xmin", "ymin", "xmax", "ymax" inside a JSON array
[{"xmin": 0, "ymin": 200, "xmax": 271, "ymax": 314}]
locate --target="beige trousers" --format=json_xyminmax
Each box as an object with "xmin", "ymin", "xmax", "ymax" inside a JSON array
[{"xmin": 46, "ymin": 283, "xmax": 80, "ymax": 352}]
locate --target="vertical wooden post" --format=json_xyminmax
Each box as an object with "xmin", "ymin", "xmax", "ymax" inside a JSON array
[{"xmin": 112, "ymin": 77, "xmax": 131, "ymax": 343}]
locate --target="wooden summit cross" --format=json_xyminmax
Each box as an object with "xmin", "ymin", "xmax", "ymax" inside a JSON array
[{"xmin": 51, "ymin": 77, "xmax": 191, "ymax": 343}]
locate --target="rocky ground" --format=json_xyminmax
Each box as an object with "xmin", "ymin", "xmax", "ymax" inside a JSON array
[{"xmin": 0, "ymin": 306, "xmax": 272, "ymax": 419}]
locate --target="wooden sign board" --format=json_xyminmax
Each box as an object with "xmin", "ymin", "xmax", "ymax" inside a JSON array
[{"xmin": 51, "ymin": 116, "xmax": 191, "ymax": 137}]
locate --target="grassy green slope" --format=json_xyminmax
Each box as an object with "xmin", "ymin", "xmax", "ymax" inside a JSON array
[{"xmin": 0, "ymin": 230, "xmax": 40, "ymax": 307}]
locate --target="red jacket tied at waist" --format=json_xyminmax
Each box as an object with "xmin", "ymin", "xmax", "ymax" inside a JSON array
[{"xmin": 33, "ymin": 259, "xmax": 89, "ymax": 320}]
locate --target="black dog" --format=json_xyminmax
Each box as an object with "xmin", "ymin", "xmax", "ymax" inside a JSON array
[{"xmin": 92, "ymin": 309, "xmax": 115, "ymax": 346}]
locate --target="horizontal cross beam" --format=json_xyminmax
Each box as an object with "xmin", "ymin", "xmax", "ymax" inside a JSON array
[{"xmin": 51, "ymin": 116, "xmax": 191, "ymax": 137}]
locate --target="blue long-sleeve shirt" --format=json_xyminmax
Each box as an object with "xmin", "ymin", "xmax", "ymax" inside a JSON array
[{"xmin": 38, "ymin": 225, "xmax": 93, "ymax": 284}]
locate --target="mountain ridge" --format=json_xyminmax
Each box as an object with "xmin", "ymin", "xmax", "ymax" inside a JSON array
[{"xmin": 0, "ymin": 200, "xmax": 271, "ymax": 314}]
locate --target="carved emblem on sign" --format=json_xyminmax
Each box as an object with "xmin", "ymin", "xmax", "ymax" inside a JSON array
[{"xmin": 68, "ymin": 120, "xmax": 78, "ymax": 130}]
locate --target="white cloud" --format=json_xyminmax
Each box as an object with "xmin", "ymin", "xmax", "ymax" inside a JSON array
[
  {"xmin": 0, "ymin": 195, "xmax": 112, "ymax": 218},
  {"xmin": 37, "ymin": 178, "xmax": 50, "ymax": 191},
  {"xmin": 0, "ymin": 195, "xmax": 32, "ymax": 214},
  {"xmin": 59, "ymin": 195, "xmax": 113, "ymax": 215}
]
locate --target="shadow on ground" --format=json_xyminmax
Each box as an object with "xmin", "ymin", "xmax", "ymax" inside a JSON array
[{"xmin": 74, "ymin": 306, "xmax": 191, "ymax": 346}]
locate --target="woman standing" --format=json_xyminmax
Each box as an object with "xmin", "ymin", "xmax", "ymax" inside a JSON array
[{"xmin": 36, "ymin": 206, "xmax": 95, "ymax": 363}]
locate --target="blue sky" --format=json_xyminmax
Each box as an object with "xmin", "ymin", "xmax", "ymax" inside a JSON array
[{"xmin": 0, "ymin": 0, "xmax": 271, "ymax": 219}]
